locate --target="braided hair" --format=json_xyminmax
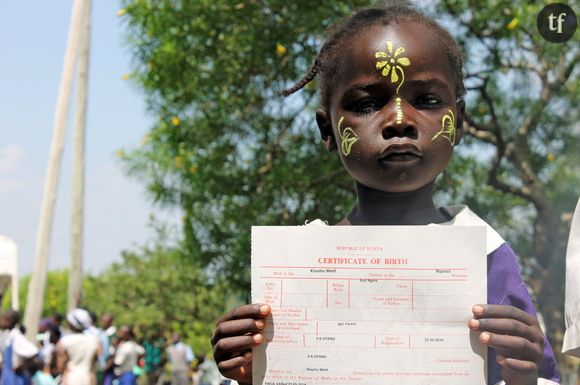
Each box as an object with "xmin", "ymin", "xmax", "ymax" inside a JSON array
[{"xmin": 283, "ymin": 4, "xmax": 465, "ymax": 111}]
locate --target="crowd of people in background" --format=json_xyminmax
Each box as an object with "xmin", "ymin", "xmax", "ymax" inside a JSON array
[{"xmin": 0, "ymin": 308, "xmax": 226, "ymax": 385}]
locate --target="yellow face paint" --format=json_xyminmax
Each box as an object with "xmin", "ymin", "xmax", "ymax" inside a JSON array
[
  {"xmin": 432, "ymin": 109, "xmax": 456, "ymax": 146},
  {"xmin": 338, "ymin": 116, "xmax": 359, "ymax": 156},
  {"xmin": 375, "ymin": 41, "xmax": 410, "ymax": 124}
]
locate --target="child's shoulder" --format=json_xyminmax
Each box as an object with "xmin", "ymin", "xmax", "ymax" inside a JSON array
[
  {"xmin": 438, "ymin": 205, "xmax": 505, "ymax": 254},
  {"xmin": 304, "ymin": 219, "xmax": 329, "ymax": 227}
]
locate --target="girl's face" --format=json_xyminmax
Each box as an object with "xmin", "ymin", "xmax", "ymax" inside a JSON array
[{"xmin": 317, "ymin": 22, "xmax": 463, "ymax": 193}]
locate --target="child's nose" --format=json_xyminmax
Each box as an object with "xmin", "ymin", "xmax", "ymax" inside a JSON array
[{"xmin": 381, "ymin": 99, "xmax": 418, "ymax": 140}]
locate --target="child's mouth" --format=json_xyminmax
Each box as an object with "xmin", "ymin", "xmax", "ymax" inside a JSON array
[
  {"xmin": 380, "ymin": 153, "xmax": 421, "ymax": 162},
  {"xmin": 379, "ymin": 144, "xmax": 423, "ymax": 163}
]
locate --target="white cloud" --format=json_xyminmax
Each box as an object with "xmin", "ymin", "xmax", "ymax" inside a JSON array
[{"xmin": 0, "ymin": 145, "xmax": 26, "ymax": 173}]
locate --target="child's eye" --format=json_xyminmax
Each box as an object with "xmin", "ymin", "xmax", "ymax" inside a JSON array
[
  {"xmin": 348, "ymin": 98, "xmax": 382, "ymax": 114},
  {"xmin": 414, "ymin": 94, "xmax": 442, "ymax": 108}
]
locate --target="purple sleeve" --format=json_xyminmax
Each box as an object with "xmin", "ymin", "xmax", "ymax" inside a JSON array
[{"xmin": 487, "ymin": 243, "xmax": 560, "ymax": 384}]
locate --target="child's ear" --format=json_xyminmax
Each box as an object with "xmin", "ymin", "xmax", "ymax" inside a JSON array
[
  {"xmin": 454, "ymin": 98, "xmax": 465, "ymax": 146},
  {"xmin": 316, "ymin": 109, "xmax": 338, "ymax": 152}
]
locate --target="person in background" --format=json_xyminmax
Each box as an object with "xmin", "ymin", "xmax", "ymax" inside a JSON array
[
  {"xmin": 192, "ymin": 354, "xmax": 221, "ymax": 385},
  {"xmin": 84, "ymin": 311, "xmax": 100, "ymax": 337},
  {"xmin": 166, "ymin": 333, "xmax": 194, "ymax": 385},
  {"xmin": 46, "ymin": 326, "xmax": 61, "ymax": 378},
  {"xmin": 101, "ymin": 314, "xmax": 116, "ymax": 340},
  {"xmin": 113, "ymin": 325, "xmax": 145, "ymax": 385},
  {"xmin": 48, "ymin": 314, "xmax": 64, "ymax": 336},
  {"xmin": 103, "ymin": 335, "xmax": 119, "ymax": 385},
  {"xmin": 0, "ymin": 310, "xmax": 39, "ymax": 385},
  {"xmin": 26, "ymin": 356, "xmax": 57, "ymax": 385},
  {"xmin": 100, "ymin": 313, "xmax": 116, "ymax": 385},
  {"xmin": 35, "ymin": 319, "xmax": 52, "ymax": 346},
  {"xmin": 143, "ymin": 332, "xmax": 165, "ymax": 385},
  {"xmin": 56, "ymin": 308, "xmax": 100, "ymax": 385},
  {"xmin": 36, "ymin": 318, "xmax": 59, "ymax": 374},
  {"xmin": 85, "ymin": 311, "xmax": 110, "ymax": 385}
]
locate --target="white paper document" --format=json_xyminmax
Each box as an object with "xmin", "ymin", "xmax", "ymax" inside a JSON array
[{"xmin": 251, "ymin": 225, "xmax": 487, "ymax": 385}]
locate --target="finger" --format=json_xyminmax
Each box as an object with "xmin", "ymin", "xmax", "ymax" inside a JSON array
[
  {"xmin": 497, "ymin": 356, "xmax": 538, "ymax": 376},
  {"xmin": 217, "ymin": 351, "xmax": 252, "ymax": 375},
  {"xmin": 218, "ymin": 351, "xmax": 252, "ymax": 370},
  {"xmin": 479, "ymin": 332, "xmax": 543, "ymax": 362},
  {"xmin": 468, "ymin": 317, "xmax": 544, "ymax": 343},
  {"xmin": 213, "ymin": 334, "xmax": 264, "ymax": 362},
  {"xmin": 216, "ymin": 304, "xmax": 271, "ymax": 325},
  {"xmin": 472, "ymin": 304, "xmax": 538, "ymax": 326},
  {"xmin": 212, "ymin": 318, "xmax": 267, "ymax": 345}
]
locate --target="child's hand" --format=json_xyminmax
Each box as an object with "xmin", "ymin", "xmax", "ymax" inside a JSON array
[
  {"xmin": 468, "ymin": 304, "xmax": 544, "ymax": 385},
  {"xmin": 211, "ymin": 303, "xmax": 271, "ymax": 385}
]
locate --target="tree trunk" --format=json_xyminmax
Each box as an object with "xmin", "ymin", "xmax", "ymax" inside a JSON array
[{"xmin": 529, "ymin": 210, "xmax": 571, "ymax": 363}]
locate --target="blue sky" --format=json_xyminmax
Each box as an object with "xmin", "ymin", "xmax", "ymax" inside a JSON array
[{"xmin": 0, "ymin": 1, "xmax": 176, "ymax": 276}]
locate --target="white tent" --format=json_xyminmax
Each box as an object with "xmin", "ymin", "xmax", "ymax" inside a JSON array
[{"xmin": 0, "ymin": 235, "xmax": 19, "ymax": 310}]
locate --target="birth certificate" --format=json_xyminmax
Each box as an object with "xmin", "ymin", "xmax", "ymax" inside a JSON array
[{"xmin": 251, "ymin": 225, "xmax": 487, "ymax": 385}]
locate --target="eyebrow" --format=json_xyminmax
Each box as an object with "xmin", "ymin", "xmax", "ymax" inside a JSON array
[
  {"xmin": 343, "ymin": 82, "xmax": 384, "ymax": 93},
  {"xmin": 344, "ymin": 82, "xmax": 385, "ymax": 95},
  {"xmin": 405, "ymin": 78, "xmax": 450, "ymax": 89}
]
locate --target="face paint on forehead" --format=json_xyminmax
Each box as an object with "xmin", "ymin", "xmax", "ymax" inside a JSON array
[
  {"xmin": 375, "ymin": 41, "xmax": 411, "ymax": 124},
  {"xmin": 338, "ymin": 116, "xmax": 359, "ymax": 157}
]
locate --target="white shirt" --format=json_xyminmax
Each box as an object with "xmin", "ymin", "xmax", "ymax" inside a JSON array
[
  {"xmin": 114, "ymin": 340, "xmax": 144, "ymax": 373},
  {"xmin": 59, "ymin": 332, "xmax": 99, "ymax": 385},
  {"xmin": 167, "ymin": 341, "xmax": 194, "ymax": 372},
  {"xmin": 0, "ymin": 327, "xmax": 39, "ymax": 368}
]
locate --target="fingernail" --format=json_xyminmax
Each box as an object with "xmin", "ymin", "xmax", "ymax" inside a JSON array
[
  {"xmin": 496, "ymin": 354, "xmax": 505, "ymax": 364},
  {"xmin": 255, "ymin": 320, "xmax": 265, "ymax": 330},
  {"xmin": 468, "ymin": 319, "xmax": 479, "ymax": 329},
  {"xmin": 472, "ymin": 305, "xmax": 484, "ymax": 315},
  {"xmin": 479, "ymin": 332, "xmax": 490, "ymax": 343},
  {"xmin": 253, "ymin": 334, "xmax": 264, "ymax": 343},
  {"xmin": 243, "ymin": 351, "xmax": 252, "ymax": 360},
  {"xmin": 260, "ymin": 304, "xmax": 270, "ymax": 315}
]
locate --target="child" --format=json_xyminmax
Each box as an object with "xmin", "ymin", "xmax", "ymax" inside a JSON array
[
  {"xmin": 26, "ymin": 356, "xmax": 58, "ymax": 385},
  {"xmin": 211, "ymin": 5, "xmax": 560, "ymax": 385}
]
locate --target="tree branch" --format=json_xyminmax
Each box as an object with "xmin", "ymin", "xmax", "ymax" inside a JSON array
[
  {"xmin": 472, "ymin": 79, "xmax": 538, "ymax": 202},
  {"xmin": 464, "ymin": 115, "xmax": 496, "ymax": 144}
]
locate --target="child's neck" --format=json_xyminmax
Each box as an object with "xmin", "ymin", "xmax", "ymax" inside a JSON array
[{"xmin": 343, "ymin": 182, "xmax": 448, "ymax": 225}]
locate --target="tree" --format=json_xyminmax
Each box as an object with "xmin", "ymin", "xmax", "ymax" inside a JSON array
[
  {"xmin": 118, "ymin": 0, "xmax": 372, "ymax": 291},
  {"xmin": 82, "ymin": 224, "xmax": 233, "ymax": 354},
  {"xmin": 435, "ymin": 1, "xmax": 579, "ymax": 361},
  {"xmin": 3, "ymin": 270, "xmax": 69, "ymax": 318},
  {"xmin": 119, "ymin": 0, "xmax": 578, "ymax": 365}
]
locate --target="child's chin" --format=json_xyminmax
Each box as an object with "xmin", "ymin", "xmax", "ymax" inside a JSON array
[{"xmin": 355, "ymin": 178, "xmax": 433, "ymax": 195}]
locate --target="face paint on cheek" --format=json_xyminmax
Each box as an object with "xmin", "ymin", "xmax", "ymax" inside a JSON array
[
  {"xmin": 375, "ymin": 41, "xmax": 410, "ymax": 124},
  {"xmin": 431, "ymin": 109, "xmax": 456, "ymax": 146},
  {"xmin": 338, "ymin": 116, "xmax": 359, "ymax": 156}
]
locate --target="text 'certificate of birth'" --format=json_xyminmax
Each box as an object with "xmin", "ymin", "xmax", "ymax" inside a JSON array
[{"xmin": 251, "ymin": 225, "xmax": 487, "ymax": 385}]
